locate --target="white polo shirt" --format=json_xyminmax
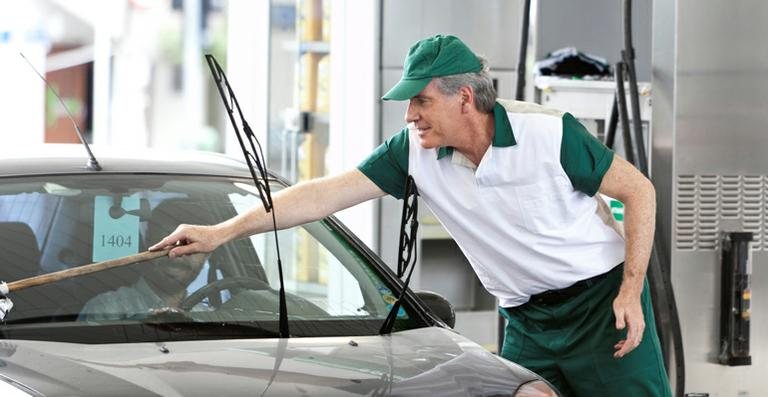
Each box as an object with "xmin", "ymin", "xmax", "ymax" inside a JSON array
[{"xmin": 359, "ymin": 100, "xmax": 625, "ymax": 307}]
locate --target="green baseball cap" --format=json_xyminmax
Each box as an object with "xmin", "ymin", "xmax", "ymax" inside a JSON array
[{"xmin": 382, "ymin": 34, "xmax": 482, "ymax": 101}]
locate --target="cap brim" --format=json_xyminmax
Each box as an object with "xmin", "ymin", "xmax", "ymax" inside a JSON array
[{"xmin": 382, "ymin": 77, "xmax": 431, "ymax": 101}]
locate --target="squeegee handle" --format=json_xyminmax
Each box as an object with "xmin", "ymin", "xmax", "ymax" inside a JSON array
[{"xmin": 1, "ymin": 249, "xmax": 170, "ymax": 294}]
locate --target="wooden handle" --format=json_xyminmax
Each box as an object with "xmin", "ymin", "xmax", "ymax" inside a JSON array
[{"xmin": 5, "ymin": 249, "xmax": 171, "ymax": 293}]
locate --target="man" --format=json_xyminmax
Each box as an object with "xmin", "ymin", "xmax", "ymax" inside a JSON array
[
  {"xmin": 151, "ymin": 34, "xmax": 671, "ymax": 395},
  {"xmin": 80, "ymin": 201, "xmax": 212, "ymax": 321}
]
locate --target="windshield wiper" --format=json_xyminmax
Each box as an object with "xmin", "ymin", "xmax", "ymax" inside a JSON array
[
  {"xmin": 20, "ymin": 53, "xmax": 101, "ymax": 171},
  {"xmin": 380, "ymin": 176, "xmax": 419, "ymax": 335},
  {"xmin": 205, "ymin": 55, "xmax": 289, "ymax": 338},
  {"xmin": 139, "ymin": 311, "xmax": 282, "ymax": 338}
]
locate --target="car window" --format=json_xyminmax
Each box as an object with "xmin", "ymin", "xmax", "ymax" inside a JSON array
[{"xmin": 0, "ymin": 175, "xmax": 425, "ymax": 343}]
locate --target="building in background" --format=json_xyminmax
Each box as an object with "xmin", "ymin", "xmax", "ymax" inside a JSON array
[{"xmin": 0, "ymin": 0, "xmax": 228, "ymax": 151}]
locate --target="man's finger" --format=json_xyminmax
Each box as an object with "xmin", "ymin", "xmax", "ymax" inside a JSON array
[
  {"xmin": 614, "ymin": 338, "xmax": 632, "ymax": 358},
  {"xmin": 149, "ymin": 232, "xmax": 185, "ymax": 251},
  {"xmin": 632, "ymin": 322, "xmax": 645, "ymax": 347},
  {"xmin": 149, "ymin": 223, "xmax": 194, "ymax": 251},
  {"xmin": 625, "ymin": 318, "xmax": 637, "ymax": 344},
  {"xmin": 615, "ymin": 338, "xmax": 636, "ymax": 358},
  {"xmin": 149, "ymin": 237, "xmax": 172, "ymax": 251},
  {"xmin": 169, "ymin": 243, "xmax": 200, "ymax": 258},
  {"xmin": 615, "ymin": 321, "xmax": 645, "ymax": 358},
  {"xmin": 615, "ymin": 308, "xmax": 626, "ymax": 330}
]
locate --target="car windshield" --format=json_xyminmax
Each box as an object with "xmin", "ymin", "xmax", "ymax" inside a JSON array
[{"xmin": 0, "ymin": 174, "xmax": 425, "ymax": 343}]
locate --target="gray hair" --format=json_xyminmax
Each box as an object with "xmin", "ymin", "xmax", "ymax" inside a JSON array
[{"xmin": 434, "ymin": 56, "xmax": 497, "ymax": 113}]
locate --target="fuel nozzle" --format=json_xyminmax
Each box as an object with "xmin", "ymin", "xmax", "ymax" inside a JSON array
[{"xmin": 719, "ymin": 231, "xmax": 753, "ymax": 366}]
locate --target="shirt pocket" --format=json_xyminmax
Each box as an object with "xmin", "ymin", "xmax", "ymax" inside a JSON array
[
  {"xmin": 515, "ymin": 175, "xmax": 573, "ymax": 233},
  {"xmin": 477, "ymin": 182, "xmax": 528, "ymax": 228}
]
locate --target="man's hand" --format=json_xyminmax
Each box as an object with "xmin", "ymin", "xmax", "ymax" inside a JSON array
[
  {"xmin": 612, "ymin": 290, "xmax": 645, "ymax": 358},
  {"xmin": 149, "ymin": 224, "xmax": 221, "ymax": 258}
]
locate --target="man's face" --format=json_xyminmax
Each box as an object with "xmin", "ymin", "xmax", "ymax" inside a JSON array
[
  {"xmin": 145, "ymin": 253, "xmax": 207, "ymax": 298},
  {"xmin": 404, "ymin": 80, "xmax": 463, "ymax": 149}
]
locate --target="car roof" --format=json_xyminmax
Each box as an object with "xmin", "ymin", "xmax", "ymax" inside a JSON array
[{"xmin": 0, "ymin": 144, "xmax": 256, "ymax": 179}]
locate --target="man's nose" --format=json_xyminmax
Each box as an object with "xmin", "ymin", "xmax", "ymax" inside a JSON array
[{"xmin": 405, "ymin": 101, "xmax": 418, "ymax": 124}]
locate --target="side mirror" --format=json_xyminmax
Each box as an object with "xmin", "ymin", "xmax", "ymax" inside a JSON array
[{"xmin": 416, "ymin": 290, "xmax": 455, "ymax": 328}]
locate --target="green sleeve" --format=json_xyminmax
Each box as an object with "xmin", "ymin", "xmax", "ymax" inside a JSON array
[
  {"xmin": 357, "ymin": 129, "xmax": 410, "ymax": 199},
  {"xmin": 559, "ymin": 112, "xmax": 614, "ymax": 196}
]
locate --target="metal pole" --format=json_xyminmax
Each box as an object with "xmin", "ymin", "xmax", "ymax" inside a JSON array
[
  {"xmin": 614, "ymin": 62, "xmax": 635, "ymax": 165},
  {"xmin": 92, "ymin": 2, "xmax": 112, "ymax": 145},
  {"xmin": 622, "ymin": 0, "xmax": 648, "ymax": 176},
  {"xmin": 515, "ymin": 0, "xmax": 532, "ymax": 101},
  {"xmin": 501, "ymin": 0, "xmax": 534, "ymax": 356},
  {"xmin": 183, "ymin": 0, "xmax": 204, "ymax": 139},
  {"xmin": 605, "ymin": 96, "xmax": 618, "ymax": 149}
]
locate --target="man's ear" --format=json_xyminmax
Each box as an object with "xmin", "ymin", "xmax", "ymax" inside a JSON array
[{"xmin": 458, "ymin": 86, "xmax": 474, "ymax": 112}]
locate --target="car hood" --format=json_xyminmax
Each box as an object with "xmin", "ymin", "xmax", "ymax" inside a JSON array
[{"xmin": 0, "ymin": 327, "xmax": 538, "ymax": 396}]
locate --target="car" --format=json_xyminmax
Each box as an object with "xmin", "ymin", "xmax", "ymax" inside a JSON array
[{"xmin": 0, "ymin": 144, "xmax": 559, "ymax": 396}]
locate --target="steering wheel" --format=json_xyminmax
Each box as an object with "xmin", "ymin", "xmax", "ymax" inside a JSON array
[{"xmin": 179, "ymin": 276, "xmax": 272, "ymax": 311}]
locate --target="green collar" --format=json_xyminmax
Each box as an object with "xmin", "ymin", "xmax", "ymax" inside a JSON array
[{"xmin": 437, "ymin": 102, "xmax": 516, "ymax": 159}]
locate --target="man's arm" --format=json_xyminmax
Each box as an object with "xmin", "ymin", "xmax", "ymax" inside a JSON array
[
  {"xmin": 597, "ymin": 154, "xmax": 656, "ymax": 358},
  {"xmin": 150, "ymin": 169, "xmax": 387, "ymax": 257}
]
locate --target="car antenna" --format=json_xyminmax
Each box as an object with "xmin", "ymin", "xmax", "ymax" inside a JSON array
[
  {"xmin": 19, "ymin": 52, "xmax": 101, "ymax": 171},
  {"xmin": 204, "ymin": 54, "xmax": 289, "ymax": 338},
  {"xmin": 379, "ymin": 175, "xmax": 419, "ymax": 335}
]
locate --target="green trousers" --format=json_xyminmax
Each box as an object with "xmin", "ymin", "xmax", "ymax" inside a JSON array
[{"xmin": 500, "ymin": 265, "xmax": 672, "ymax": 397}]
